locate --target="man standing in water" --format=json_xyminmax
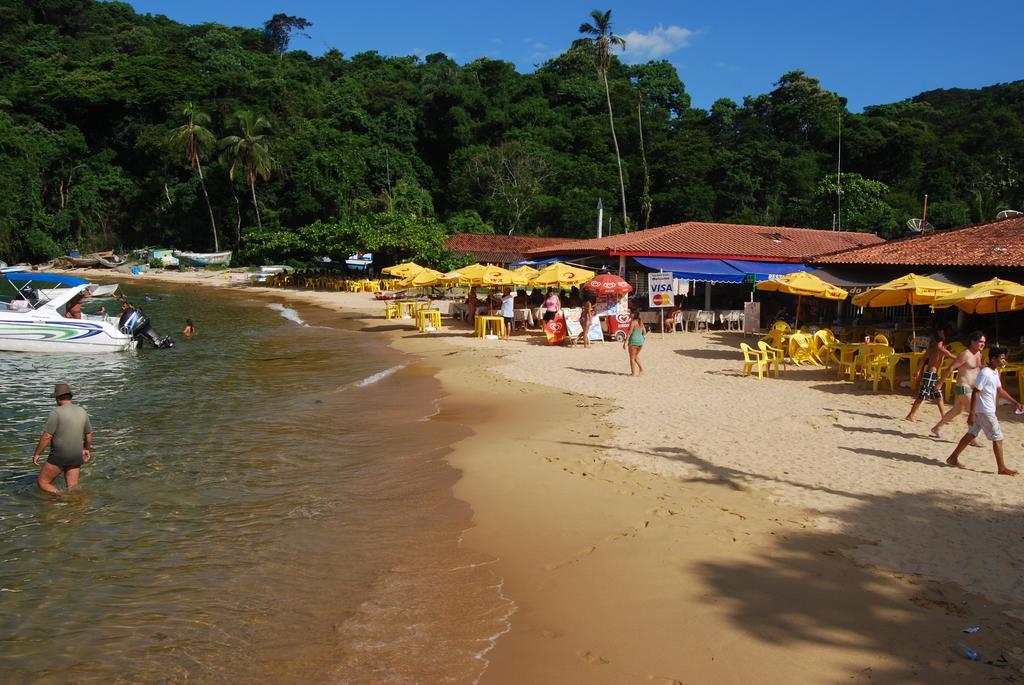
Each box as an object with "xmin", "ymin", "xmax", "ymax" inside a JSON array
[
  {"xmin": 946, "ymin": 346, "xmax": 1022, "ymax": 476},
  {"xmin": 32, "ymin": 383, "xmax": 93, "ymax": 494},
  {"xmin": 932, "ymin": 331, "xmax": 985, "ymax": 438}
]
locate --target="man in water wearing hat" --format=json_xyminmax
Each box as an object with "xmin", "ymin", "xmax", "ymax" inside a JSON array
[{"xmin": 32, "ymin": 383, "xmax": 93, "ymax": 494}]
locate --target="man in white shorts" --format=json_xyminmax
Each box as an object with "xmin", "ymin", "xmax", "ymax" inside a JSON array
[
  {"xmin": 932, "ymin": 331, "xmax": 985, "ymax": 439},
  {"xmin": 946, "ymin": 346, "xmax": 1023, "ymax": 476}
]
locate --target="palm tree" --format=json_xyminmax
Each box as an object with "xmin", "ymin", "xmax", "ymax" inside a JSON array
[
  {"xmin": 636, "ymin": 87, "xmax": 653, "ymax": 229},
  {"xmin": 220, "ymin": 111, "xmax": 272, "ymax": 228},
  {"xmin": 579, "ymin": 9, "xmax": 629, "ymax": 232},
  {"xmin": 169, "ymin": 102, "xmax": 220, "ymax": 250}
]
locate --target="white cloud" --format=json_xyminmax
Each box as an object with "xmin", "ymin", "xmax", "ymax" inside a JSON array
[{"xmin": 620, "ymin": 25, "xmax": 695, "ymax": 62}]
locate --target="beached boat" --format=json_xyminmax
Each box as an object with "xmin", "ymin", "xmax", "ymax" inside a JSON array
[
  {"xmin": 62, "ymin": 254, "xmax": 100, "ymax": 267},
  {"xmin": 96, "ymin": 254, "xmax": 127, "ymax": 268},
  {"xmin": 174, "ymin": 250, "xmax": 232, "ymax": 267},
  {"xmin": 0, "ymin": 273, "xmax": 172, "ymax": 353},
  {"xmin": 0, "ymin": 263, "xmax": 31, "ymax": 274}
]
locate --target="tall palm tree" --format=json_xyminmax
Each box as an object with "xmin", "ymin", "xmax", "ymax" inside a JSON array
[
  {"xmin": 220, "ymin": 111, "xmax": 272, "ymax": 228},
  {"xmin": 579, "ymin": 9, "xmax": 629, "ymax": 232},
  {"xmin": 169, "ymin": 102, "xmax": 219, "ymax": 250},
  {"xmin": 636, "ymin": 87, "xmax": 653, "ymax": 229}
]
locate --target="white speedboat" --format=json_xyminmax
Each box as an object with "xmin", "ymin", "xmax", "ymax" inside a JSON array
[
  {"xmin": 0, "ymin": 273, "xmax": 150, "ymax": 353},
  {"xmin": 36, "ymin": 282, "xmax": 119, "ymax": 303}
]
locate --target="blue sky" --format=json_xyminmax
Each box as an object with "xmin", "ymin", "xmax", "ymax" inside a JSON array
[{"xmin": 119, "ymin": 0, "xmax": 1023, "ymax": 111}]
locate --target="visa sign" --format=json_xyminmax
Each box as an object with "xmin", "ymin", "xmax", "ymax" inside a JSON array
[{"xmin": 648, "ymin": 272, "xmax": 674, "ymax": 308}]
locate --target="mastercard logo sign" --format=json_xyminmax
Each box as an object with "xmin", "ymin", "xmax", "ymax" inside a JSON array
[{"xmin": 651, "ymin": 293, "xmax": 673, "ymax": 306}]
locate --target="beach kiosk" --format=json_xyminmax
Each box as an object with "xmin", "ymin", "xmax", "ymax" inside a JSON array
[{"xmin": 584, "ymin": 274, "xmax": 633, "ymax": 341}]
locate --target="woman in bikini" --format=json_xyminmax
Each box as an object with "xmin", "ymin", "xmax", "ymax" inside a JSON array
[{"xmin": 624, "ymin": 307, "xmax": 646, "ymax": 376}]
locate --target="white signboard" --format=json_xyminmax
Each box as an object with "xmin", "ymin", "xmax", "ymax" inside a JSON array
[
  {"xmin": 648, "ymin": 272, "xmax": 674, "ymax": 308},
  {"xmin": 743, "ymin": 301, "xmax": 761, "ymax": 334}
]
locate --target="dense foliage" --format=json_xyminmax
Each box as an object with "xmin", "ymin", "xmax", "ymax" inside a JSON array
[{"xmin": 1, "ymin": 1, "xmax": 1022, "ymax": 264}]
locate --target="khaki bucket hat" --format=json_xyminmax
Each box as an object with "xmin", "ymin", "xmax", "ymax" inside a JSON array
[{"xmin": 53, "ymin": 383, "xmax": 72, "ymax": 398}]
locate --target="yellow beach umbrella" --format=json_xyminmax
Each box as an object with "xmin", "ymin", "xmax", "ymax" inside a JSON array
[
  {"xmin": 529, "ymin": 262, "xmax": 596, "ymax": 289},
  {"xmin": 756, "ymin": 271, "xmax": 848, "ymax": 328},
  {"xmin": 381, "ymin": 261, "xmax": 424, "ymax": 278},
  {"xmin": 851, "ymin": 273, "xmax": 963, "ymax": 339},
  {"xmin": 446, "ymin": 263, "xmax": 527, "ymax": 287},
  {"xmin": 931, "ymin": 277, "xmax": 1024, "ymax": 343},
  {"xmin": 513, "ymin": 265, "xmax": 540, "ymax": 279},
  {"xmin": 399, "ymin": 267, "xmax": 450, "ymax": 288}
]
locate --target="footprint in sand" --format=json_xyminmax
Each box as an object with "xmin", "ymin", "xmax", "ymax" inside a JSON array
[
  {"xmin": 647, "ymin": 677, "xmax": 683, "ymax": 685},
  {"xmin": 576, "ymin": 650, "xmax": 610, "ymax": 665}
]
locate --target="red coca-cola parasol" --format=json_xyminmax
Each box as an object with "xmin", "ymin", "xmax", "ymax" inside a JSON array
[{"xmin": 583, "ymin": 274, "xmax": 633, "ymax": 295}]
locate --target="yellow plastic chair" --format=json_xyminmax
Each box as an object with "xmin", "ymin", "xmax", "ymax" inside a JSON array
[
  {"xmin": 757, "ymin": 341, "xmax": 785, "ymax": 377},
  {"xmin": 948, "ymin": 341, "xmax": 966, "ymax": 355},
  {"xmin": 867, "ymin": 353, "xmax": 900, "ymax": 392},
  {"xmin": 811, "ymin": 330, "xmax": 838, "ymax": 367},
  {"xmin": 384, "ymin": 302, "xmax": 400, "ymax": 319},
  {"xmin": 788, "ymin": 333, "xmax": 819, "ymax": 366},
  {"xmin": 860, "ymin": 345, "xmax": 894, "ymax": 384},
  {"xmin": 771, "ymin": 321, "xmax": 791, "ymax": 333},
  {"xmin": 873, "ymin": 334, "xmax": 889, "ymax": 346},
  {"xmin": 943, "ymin": 368, "xmax": 959, "ymax": 402},
  {"xmin": 740, "ymin": 343, "xmax": 768, "ymax": 379}
]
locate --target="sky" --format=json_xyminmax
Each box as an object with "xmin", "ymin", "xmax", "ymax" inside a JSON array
[{"xmin": 118, "ymin": 0, "xmax": 1023, "ymax": 111}]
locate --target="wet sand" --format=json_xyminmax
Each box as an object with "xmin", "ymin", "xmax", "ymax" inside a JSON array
[{"xmin": 67, "ymin": 268, "xmax": 1024, "ymax": 683}]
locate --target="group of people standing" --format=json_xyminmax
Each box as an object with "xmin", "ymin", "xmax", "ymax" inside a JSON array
[{"xmin": 906, "ymin": 330, "xmax": 1022, "ymax": 476}]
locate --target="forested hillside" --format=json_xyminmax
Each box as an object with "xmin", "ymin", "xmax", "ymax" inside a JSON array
[{"xmin": 1, "ymin": 1, "xmax": 1022, "ymax": 266}]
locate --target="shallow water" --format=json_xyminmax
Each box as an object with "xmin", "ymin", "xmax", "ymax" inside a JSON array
[{"xmin": 0, "ymin": 285, "xmax": 508, "ymax": 684}]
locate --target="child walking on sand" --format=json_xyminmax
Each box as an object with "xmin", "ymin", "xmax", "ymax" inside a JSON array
[{"xmin": 946, "ymin": 346, "xmax": 1023, "ymax": 476}]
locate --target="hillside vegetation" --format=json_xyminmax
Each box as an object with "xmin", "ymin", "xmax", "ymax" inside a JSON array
[{"xmin": 1, "ymin": 1, "xmax": 1021, "ymax": 266}]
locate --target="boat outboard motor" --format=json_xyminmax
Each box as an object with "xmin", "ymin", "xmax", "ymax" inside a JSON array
[{"xmin": 118, "ymin": 308, "xmax": 174, "ymax": 349}]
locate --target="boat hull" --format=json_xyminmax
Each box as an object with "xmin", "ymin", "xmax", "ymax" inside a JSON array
[
  {"xmin": 0, "ymin": 317, "xmax": 137, "ymax": 353},
  {"xmin": 175, "ymin": 251, "xmax": 232, "ymax": 267}
]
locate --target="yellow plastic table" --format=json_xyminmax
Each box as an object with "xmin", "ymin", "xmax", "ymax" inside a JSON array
[
  {"xmin": 384, "ymin": 302, "xmax": 400, "ymax": 319},
  {"xmin": 476, "ymin": 315, "xmax": 505, "ymax": 338},
  {"xmin": 397, "ymin": 301, "xmax": 420, "ymax": 319},
  {"xmin": 417, "ymin": 308, "xmax": 442, "ymax": 332}
]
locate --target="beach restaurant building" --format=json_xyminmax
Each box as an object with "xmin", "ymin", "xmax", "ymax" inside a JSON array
[
  {"xmin": 809, "ymin": 215, "xmax": 1024, "ymax": 288},
  {"xmin": 523, "ymin": 221, "xmax": 884, "ymax": 308},
  {"xmin": 808, "ymin": 215, "xmax": 1024, "ymax": 334}
]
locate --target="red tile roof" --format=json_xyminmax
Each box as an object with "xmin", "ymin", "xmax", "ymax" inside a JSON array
[
  {"xmin": 810, "ymin": 217, "xmax": 1024, "ymax": 268},
  {"xmin": 445, "ymin": 232, "xmax": 569, "ymax": 264},
  {"xmin": 524, "ymin": 222, "xmax": 883, "ymax": 262}
]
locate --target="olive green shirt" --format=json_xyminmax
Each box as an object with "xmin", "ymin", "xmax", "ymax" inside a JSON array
[{"xmin": 43, "ymin": 404, "xmax": 92, "ymax": 467}]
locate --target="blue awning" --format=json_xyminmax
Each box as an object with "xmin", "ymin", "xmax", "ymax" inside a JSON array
[
  {"xmin": 3, "ymin": 272, "xmax": 89, "ymax": 286},
  {"xmin": 634, "ymin": 257, "xmax": 807, "ymax": 283},
  {"xmin": 634, "ymin": 257, "xmax": 746, "ymax": 283},
  {"xmin": 722, "ymin": 259, "xmax": 806, "ymax": 281}
]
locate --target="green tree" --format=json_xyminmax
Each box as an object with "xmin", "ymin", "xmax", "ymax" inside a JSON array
[
  {"xmin": 168, "ymin": 102, "xmax": 220, "ymax": 250},
  {"xmin": 262, "ymin": 14, "xmax": 312, "ymax": 57},
  {"xmin": 220, "ymin": 110, "xmax": 272, "ymax": 229},
  {"xmin": 578, "ymin": 9, "xmax": 629, "ymax": 231}
]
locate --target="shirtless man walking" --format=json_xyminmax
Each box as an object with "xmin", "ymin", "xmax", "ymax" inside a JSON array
[
  {"xmin": 906, "ymin": 330, "xmax": 956, "ymax": 422},
  {"xmin": 932, "ymin": 331, "xmax": 985, "ymax": 438},
  {"xmin": 32, "ymin": 383, "xmax": 93, "ymax": 494}
]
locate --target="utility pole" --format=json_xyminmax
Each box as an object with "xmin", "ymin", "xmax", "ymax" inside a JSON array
[{"xmin": 596, "ymin": 198, "xmax": 604, "ymax": 239}]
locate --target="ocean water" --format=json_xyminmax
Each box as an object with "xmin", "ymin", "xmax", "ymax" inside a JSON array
[{"xmin": 0, "ymin": 284, "xmax": 510, "ymax": 684}]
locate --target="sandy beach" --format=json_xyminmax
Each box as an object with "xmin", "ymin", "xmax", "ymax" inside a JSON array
[{"xmin": 68, "ymin": 268, "xmax": 1024, "ymax": 682}]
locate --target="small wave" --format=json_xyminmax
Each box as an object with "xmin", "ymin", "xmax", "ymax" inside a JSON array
[
  {"xmin": 266, "ymin": 303, "xmax": 307, "ymax": 326},
  {"xmin": 355, "ymin": 364, "xmax": 405, "ymax": 387}
]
